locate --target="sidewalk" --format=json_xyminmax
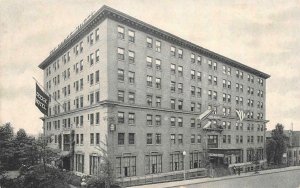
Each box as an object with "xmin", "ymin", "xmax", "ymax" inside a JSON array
[{"xmin": 130, "ymin": 166, "xmax": 300, "ymax": 188}]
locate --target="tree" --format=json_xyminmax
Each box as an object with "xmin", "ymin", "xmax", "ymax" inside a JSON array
[
  {"xmin": 35, "ymin": 134, "xmax": 60, "ymax": 173},
  {"xmin": 0, "ymin": 123, "xmax": 15, "ymax": 170},
  {"xmin": 13, "ymin": 129, "xmax": 37, "ymax": 167},
  {"xmin": 266, "ymin": 124, "xmax": 289, "ymax": 165},
  {"xmin": 266, "ymin": 138, "xmax": 276, "ymax": 164},
  {"xmin": 86, "ymin": 137, "xmax": 115, "ymax": 188}
]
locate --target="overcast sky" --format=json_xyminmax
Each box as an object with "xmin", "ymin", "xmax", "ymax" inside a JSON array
[{"xmin": 0, "ymin": 0, "xmax": 299, "ymax": 135}]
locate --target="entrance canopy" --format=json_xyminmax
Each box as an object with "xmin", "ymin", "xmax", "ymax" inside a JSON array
[{"xmin": 208, "ymin": 148, "xmax": 242, "ymax": 156}]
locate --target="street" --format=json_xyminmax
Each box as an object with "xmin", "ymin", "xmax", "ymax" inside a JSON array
[{"xmin": 173, "ymin": 169, "xmax": 300, "ymax": 188}]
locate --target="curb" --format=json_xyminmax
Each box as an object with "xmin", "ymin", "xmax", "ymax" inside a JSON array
[{"xmin": 164, "ymin": 167, "xmax": 300, "ymax": 188}]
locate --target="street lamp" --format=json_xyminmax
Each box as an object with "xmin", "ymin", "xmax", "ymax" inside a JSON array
[{"xmin": 183, "ymin": 151, "xmax": 187, "ymax": 180}]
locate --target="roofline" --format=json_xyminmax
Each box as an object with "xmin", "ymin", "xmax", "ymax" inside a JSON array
[{"xmin": 38, "ymin": 5, "xmax": 270, "ymax": 79}]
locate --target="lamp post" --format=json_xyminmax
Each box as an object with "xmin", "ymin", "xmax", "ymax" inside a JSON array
[{"xmin": 183, "ymin": 151, "xmax": 187, "ymax": 180}]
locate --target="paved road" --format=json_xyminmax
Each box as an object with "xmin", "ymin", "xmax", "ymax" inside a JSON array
[{"xmin": 173, "ymin": 169, "xmax": 300, "ymax": 188}]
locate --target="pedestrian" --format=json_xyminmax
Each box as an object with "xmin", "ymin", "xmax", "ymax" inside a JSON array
[
  {"xmin": 233, "ymin": 166, "xmax": 236, "ymax": 175},
  {"xmin": 238, "ymin": 167, "xmax": 241, "ymax": 175}
]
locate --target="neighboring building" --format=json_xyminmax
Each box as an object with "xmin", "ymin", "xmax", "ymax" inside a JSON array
[
  {"xmin": 266, "ymin": 130, "xmax": 300, "ymax": 166},
  {"xmin": 38, "ymin": 5, "xmax": 270, "ymax": 181},
  {"xmin": 287, "ymin": 131, "xmax": 300, "ymax": 166}
]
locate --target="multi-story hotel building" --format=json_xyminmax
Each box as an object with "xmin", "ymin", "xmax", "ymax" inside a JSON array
[{"xmin": 39, "ymin": 5, "xmax": 270, "ymax": 180}]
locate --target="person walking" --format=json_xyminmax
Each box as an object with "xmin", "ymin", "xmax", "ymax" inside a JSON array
[
  {"xmin": 237, "ymin": 167, "xmax": 241, "ymax": 175},
  {"xmin": 233, "ymin": 166, "xmax": 236, "ymax": 175}
]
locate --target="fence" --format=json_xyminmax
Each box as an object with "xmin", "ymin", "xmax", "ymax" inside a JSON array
[{"xmin": 116, "ymin": 168, "xmax": 207, "ymax": 187}]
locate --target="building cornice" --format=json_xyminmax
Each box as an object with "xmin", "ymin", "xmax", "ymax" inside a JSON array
[{"xmin": 38, "ymin": 5, "xmax": 270, "ymax": 79}]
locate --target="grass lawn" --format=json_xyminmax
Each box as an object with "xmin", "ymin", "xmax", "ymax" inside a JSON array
[{"xmin": 3, "ymin": 170, "xmax": 20, "ymax": 179}]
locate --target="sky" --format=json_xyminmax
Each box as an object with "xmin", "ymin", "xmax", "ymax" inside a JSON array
[{"xmin": 0, "ymin": 0, "xmax": 300, "ymax": 135}]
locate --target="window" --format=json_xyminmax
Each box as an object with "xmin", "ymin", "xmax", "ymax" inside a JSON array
[
  {"xmin": 118, "ymin": 90, "xmax": 124, "ymax": 102},
  {"xmin": 227, "ymin": 67, "xmax": 231, "ymax": 75},
  {"xmin": 146, "ymin": 56, "xmax": 153, "ymax": 68},
  {"xmin": 155, "ymin": 41, "xmax": 161, "ymax": 52},
  {"xmin": 147, "ymin": 133, "xmax": 153, "ymax": 144},
  {"xmin": 171, "ymin": 99, "xmax": 175, "ymax": 109},
  {"xmin": 208, "ymin": 90, "xmax": 212, "ymax": 100},
  {"xmin": 80, "ymin": 41, "xmax": 83, "ymax": 52},
  {"xmin": 115, "ymin": 156, "xmax": 136, "ymax": 177},
  {"xmin": 117, "ymin": 48, "xmax": 125, "ymax": 60},
  {"xmin": 213, "ymin": 76, "xmax": 217, "ymax": 85},
  {"xmin": 213, "ymin": 91, "xmax": 217, "ymax": 100},
  {"xmin": 146, "ymin": 95, "xmax": 152, "ymax": 106},
  {"xmin": 191, "ymin": 134, "xmax": 195, "ymax": 143},
  {"xmin": 213, "ymin": 62, "xmax": 217, "ymax": 70},
  {"xmin": 155, "ymin": 115, "xmax": 161, "ymax": 126},
  {"xmin": 156, "ymin": 59, "xmax": 161, "ymax": 70},
  {"xmin": 197, "ymin": 72, "xmax": 201, "ymax": 82},
  {"xmin": 128, "ymin": 30, "xmax": 135, "ymax": 42},
  {"xmin": 178, "ymin": 83, "xmax": 183, "ymax": 93},
  {"xmin": 178, "ymin": 49, "xmax": 183, "ymax": 58},
  {"xmin": 128, "ymin": 51, "xmax": 135, "ymax": 63},
  {"xmin": 156, "ymin": 78, "xmax": 161, "ymax": 89},
  {"xmin": 118, "ymin": 133, "xmax": 125, "ymax": 145},
  {"xmin": 89, "ymin": 53, "xmax": 94, "ymax": 66},
  {"xmin": 178, "ymin": 100, "xmax": 183, "ymax": 110},
  {"xmin": 170, "ymin": 64, "xmax": 176, "ymax": 74},
  {"xmin": 197, "ymin": 135, "xmax": 201, "ymax": 143},
  {"xmin": 80, "ymin": 60, "xmax": 83, "ymax": 71},
  {"xmin": 178, "ymin": 117, "xmax": 183, "ymax": 127},
  {"xmin": 147, "ymin": 37, "xmax": 153, "ymax": 48},
  {"xmin": 90, "ymin": 155, "xmax": 100, "ymax": 175},
  {"xmin": 197, "ymin": 103, "xmax": 202, "ymax": 112},
  {"xmin": 170, "ymin": 46, "xmax": 176, "ymax": 56},
  {"xmin": 156, "ymin": 96, "xmax": 161, "ymax": 107},
  {"xmin": 228, "ymin": 135, "xmax": 231, "ymax": 144},
  {"xmin": 146, "ymin": 114, "xmax": 153, "ymax": 126},
  {"xmin": 178, "ymin": 134, "xmax": 183, "ymax": 144},
  {"xmin": 118, "ymin": 112, "xmax": 124, "ymax": 124},
  {"xmin": 170, "ymin": 134, "xmax": 176, "ymax": 144},
  {"xmin": 95, "ymin": 28, "xmax": 99, "ymax": 41},
  {"xmin": 90, "ymin": 133, "xmax": 94, "ymax": 145},
  {"xmin": 90, "ymin": 113, "xmax": 94, "ymax": 125},
  {"xmin": 129, "ymin": 133, "xmax": 135, "ymax": 144},
  {"xmin": 178, "ymin": 66, "xmax": 183, "ymax": 76},
  {"xmin": 75, "ymin": 154, "xmax": 84, "ymax": 173},
  {"xmin": 156, "ymin": 134, "xmax": 161, "ymax": 144},
  {"xmin": 89, "ymin": 73, "xmax": 94, "ymax": 85},
  {"xmin": 95, "ymin": 112, "xmax": 100, "ymax": 124},
  {"xmin": 227, "ymin": 81, "xmax": 231, "ymax": 89},
  {"xmin": 117, "ymin": 26, "xmax": 124, "ymax": 39},
  {"xmin": 197, "ymin": 56, "xmax": 202, "ymax": 65},
  {"xmin": 207, "ymin": 60, "xmax": 212, "ymax": 69},
  {"xmin": 128, "ymin": 71, "xmax": 135, "ymax": 84},
  {"xmin": 128, "ymin": 92, "xmax": 135, "ymax": 104},
  {"xmin": 128, "ymin": 113, "xmax": 135, "ymax": 125},
  {"xmin": 170, "ymin": 153, "xmax": 183, "ymax": 171},
  {"xmin": 191, "ymin": 86, "xmax": 195, "ymax": 96},
  {"xmin": 96, "ymin": 49, "xmax": 100, "ymax": 62},
  {"xmin": 147, "ymin": 76, "xmax": 153, "ymax": 87},
  {"xmin": 95, "ymin": 71, "xmax": 99, "ymax": 83},
  {"xmin": 80, "ymin": 134, "xmax": 84, "ymax": 145},
  {"xmin": 170, "ymin": 117, "xmax": 176, "ymax": 126},
  {"xmin": 191, "ymin": 70, "xmax": 195, "ymax": 79},
  {"xmin": 171, "ymin": 81, "xmax": 176, "ymax": 92},
  {"xmin": 191, "ymin": 53, "xmax": 195, "ymax": 63},
  {"xmin": 208, "ymin": 75, "xmax": 212, "ymax": 84},
  {"xmin": 145, "ymin": 154, "xmax": 162, "ymax": 175},
  {"xmin": 191, "ymin": 118, "xmax": 195, "ymax": 128}
]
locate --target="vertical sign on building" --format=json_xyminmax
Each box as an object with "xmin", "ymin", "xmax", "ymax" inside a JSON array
[{"xmin": 35, "ymin": 83, "xmax": 49, "ymax": 116}]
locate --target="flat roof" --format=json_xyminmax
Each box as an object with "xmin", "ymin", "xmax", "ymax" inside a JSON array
[{"xmin": 38, "ymin": 5, "xmax": 270, "ymax": 79}]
